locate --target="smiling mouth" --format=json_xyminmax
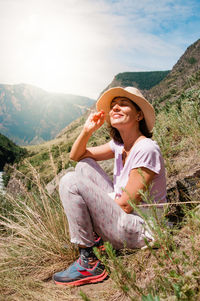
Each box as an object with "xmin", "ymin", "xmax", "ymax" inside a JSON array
[{"xmin": 112, "ymin": 114, "xmax": 124, "ymax": 119}]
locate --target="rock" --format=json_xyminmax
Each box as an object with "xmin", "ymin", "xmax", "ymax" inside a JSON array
[
  {"xmin": 166, "ymin": 169, "xmax": 200, "ymax": 224},
  {"xmin": 45, "ymin": 167, "xmax": 75, "ymax": 195},
  {"xmin": 6, "ymin": 176, "xmax": 26, "ymax": 196}
]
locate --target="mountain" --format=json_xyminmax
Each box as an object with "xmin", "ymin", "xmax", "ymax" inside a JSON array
[
  {"xmin": 146, "ymin": 39, "xmax": 200, "ymax": 103},
  {"xmin": 0, "ymin": 84, "xmax": 95, "ymax": 145},
  {"xmin": 101, "ymin": 39, "xmax": 200, "ymax": 105},
  {"xmin": 56, "ymin": 38, "xmax": 200, "ymax": 143},
  {"xmin": 102, "ymin": 70, "xmax": 170, "ymax": 94},
  {"xmin": 0, "ymin": 133, "xmax": 27, "ymax": 170}
]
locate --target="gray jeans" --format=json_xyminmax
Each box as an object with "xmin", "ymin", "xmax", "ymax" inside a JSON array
[{"xmin": 59, "ymin": 158, "xmax": 153, "ymax": 249}]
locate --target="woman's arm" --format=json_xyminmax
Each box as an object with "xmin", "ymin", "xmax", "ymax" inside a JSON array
[
  {"xmin": 70, "ymin": 110, "xmax": 114, "ymax": 162},
  {"xmin": 115, "ymin": 167, "xmax": 155, "ymax": 214}
]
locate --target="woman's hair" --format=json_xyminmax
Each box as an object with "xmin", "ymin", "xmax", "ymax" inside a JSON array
[{"xmin": 108, "ymin": 100, "xmax": 152, "ymax": 144}]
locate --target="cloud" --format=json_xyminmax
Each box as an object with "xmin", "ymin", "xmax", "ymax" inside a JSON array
[{"xmin": 0, "ymin": 0, "xmax": 199, "ymax": 98}]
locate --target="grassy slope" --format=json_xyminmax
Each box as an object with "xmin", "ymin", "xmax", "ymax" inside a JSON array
[
  {"xmin": 16, "ymin": 114, "xmax": 111, "ymax": 185},
  {"xmin": 146, "ymin": 39, "xmax": 200, "ymax": 105}
]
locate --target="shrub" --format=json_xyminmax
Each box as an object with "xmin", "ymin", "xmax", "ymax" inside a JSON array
[{"xmin": 187, "ymin": 57, "xmax": 197, "ymax": 65}]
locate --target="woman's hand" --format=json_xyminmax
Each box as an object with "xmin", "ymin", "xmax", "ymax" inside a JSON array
[
  {"xmin": 114, "ymin": 167, "xmax": 155, "ymax": 214},
  {"xmin": 70, "ymin": 109, "xmax": 110, "ymax": 162},
  {"xmin": 83, "ymin": 110, "xmax": 105, "ymax": 134}
]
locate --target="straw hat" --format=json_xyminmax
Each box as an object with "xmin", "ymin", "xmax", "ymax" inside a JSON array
[{"xmin": 96, "ymin": 86, "xmax": 155, "ymax": 132}]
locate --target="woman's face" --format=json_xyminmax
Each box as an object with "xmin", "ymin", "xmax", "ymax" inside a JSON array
[{"xmin": 109, "ymin": 97, "xmax": 142, "ymax": 129}]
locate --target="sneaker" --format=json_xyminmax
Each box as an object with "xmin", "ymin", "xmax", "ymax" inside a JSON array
[{"xmin": 53, "ymin": 247, "xmax": 108, "ymax": 286}]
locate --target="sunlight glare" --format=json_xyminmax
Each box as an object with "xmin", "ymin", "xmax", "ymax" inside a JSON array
[{"xmin": 18, "ymin": 12, "xmax": 96, "ymax": 94}]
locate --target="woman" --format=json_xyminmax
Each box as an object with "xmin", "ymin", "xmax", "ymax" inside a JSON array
[{"xmin": 53, "ymin": 86, "xmax": 167, "ymax": 286}]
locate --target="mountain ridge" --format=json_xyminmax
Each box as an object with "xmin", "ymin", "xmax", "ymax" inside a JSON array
[
  {"xmin": 0, "ymin": 83, "xmax": 95, "ymax": 145},
  {"xmin": 146, "ymin": 38, "xmax": 200, "ymax": 103},
  {"xmin": 101, "ymin": 70, "xmax": 170, "ymax": 95}
]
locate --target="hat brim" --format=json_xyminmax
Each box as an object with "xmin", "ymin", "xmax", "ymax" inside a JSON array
[{"xmin": 96, "ymin": 87, "xmax": 155, "ymax": 132}]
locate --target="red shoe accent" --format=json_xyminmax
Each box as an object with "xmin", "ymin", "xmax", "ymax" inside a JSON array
[
  {"xmin": 78, "ymin": 270, "xmax": 93, "ymax": 276},
  {"xmin": 54, "ymin": 269, "xmax": 108, "ymax": 286}
]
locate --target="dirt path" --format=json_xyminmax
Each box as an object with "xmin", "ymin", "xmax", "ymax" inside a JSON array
[
  {"xmin": 69, "ymin": 277, "xmax": 114, "ymax": 301},
  {"xmin": 43, "ymin": 276, "xmax": 115, "ymax": 301}
]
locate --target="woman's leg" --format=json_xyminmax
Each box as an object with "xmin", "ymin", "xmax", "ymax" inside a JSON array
[
  {"xmin": 59, "ymin": 158, "xmax": 150, "ymax": 250},
  {"xmin": 59, "ymin": 158, "xmax": 113, "ymax": 247},
  {"xmin": 54, "ymin": 159, "xmax": 113, "ymax": 286},
  {"xmin": 54, "ymin": 158, "xmax": 152, "ymax": 286}
]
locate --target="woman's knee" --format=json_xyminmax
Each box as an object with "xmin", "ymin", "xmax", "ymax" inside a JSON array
[{"xmin": 59, "ymin": 171, "xmax": 76, "ymax": 185}]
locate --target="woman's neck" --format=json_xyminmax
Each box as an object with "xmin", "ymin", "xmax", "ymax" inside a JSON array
[{"xmin": 120, "ymin": 130, "xmax": 144, "ymax": 151}]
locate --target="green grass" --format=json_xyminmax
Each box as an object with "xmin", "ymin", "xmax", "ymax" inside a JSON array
[{"xmin": 153, "ymin": 89, "xmax": 200, "ymax": 176}]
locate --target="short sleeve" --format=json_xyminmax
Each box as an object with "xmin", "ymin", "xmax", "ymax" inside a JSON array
[
  {"xmin": 109, "ymin": 139, "xmax": 115, "ymax": 153},
  {"xmin": 130, "ymin": 142, "xmax": 162, "ymax": 174}
]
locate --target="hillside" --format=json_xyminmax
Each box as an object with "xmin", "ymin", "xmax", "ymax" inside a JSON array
[
  {"xmin": 146, "ymin": 38, "xmax": 200, "ymax": 103},
  {"xmin": 0, "ymin": 83, "xmax": 95, "ymax": 145},
  {"xmin": 101, "ymin": 39, "xmax": 200, "ymax": 106},
  {"xmin": 102, "ymin": 70, "xmax": 170, "ymax": 93},
  {"xmin": 0, "ymin": 133, "xmax": 27, "ymax": 170}
]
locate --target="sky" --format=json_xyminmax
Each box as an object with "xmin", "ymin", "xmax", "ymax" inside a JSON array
[{"xmin": 0, "ymin": 0, "xmax": 200, "ymax": 99}]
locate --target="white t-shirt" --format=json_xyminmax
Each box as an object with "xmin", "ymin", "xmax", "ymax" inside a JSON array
[{"xmin": 109, "ymin": 138, "xmax": 167, "ymax": 204}]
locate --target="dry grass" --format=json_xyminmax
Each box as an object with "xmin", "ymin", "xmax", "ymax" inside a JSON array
[{"xmin": 0, "ymin": 163, "xmax": 79, "ymax": 300}]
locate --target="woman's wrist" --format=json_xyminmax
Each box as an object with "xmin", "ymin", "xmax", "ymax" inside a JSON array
[{"xmin": 82, "ymin": 127, "xmax": 93, "ymax": 137}]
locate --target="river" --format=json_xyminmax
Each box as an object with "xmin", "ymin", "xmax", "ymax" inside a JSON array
[{"xmin": 0, "ymin": 171, "xmax": 5, "ymax": 193}]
